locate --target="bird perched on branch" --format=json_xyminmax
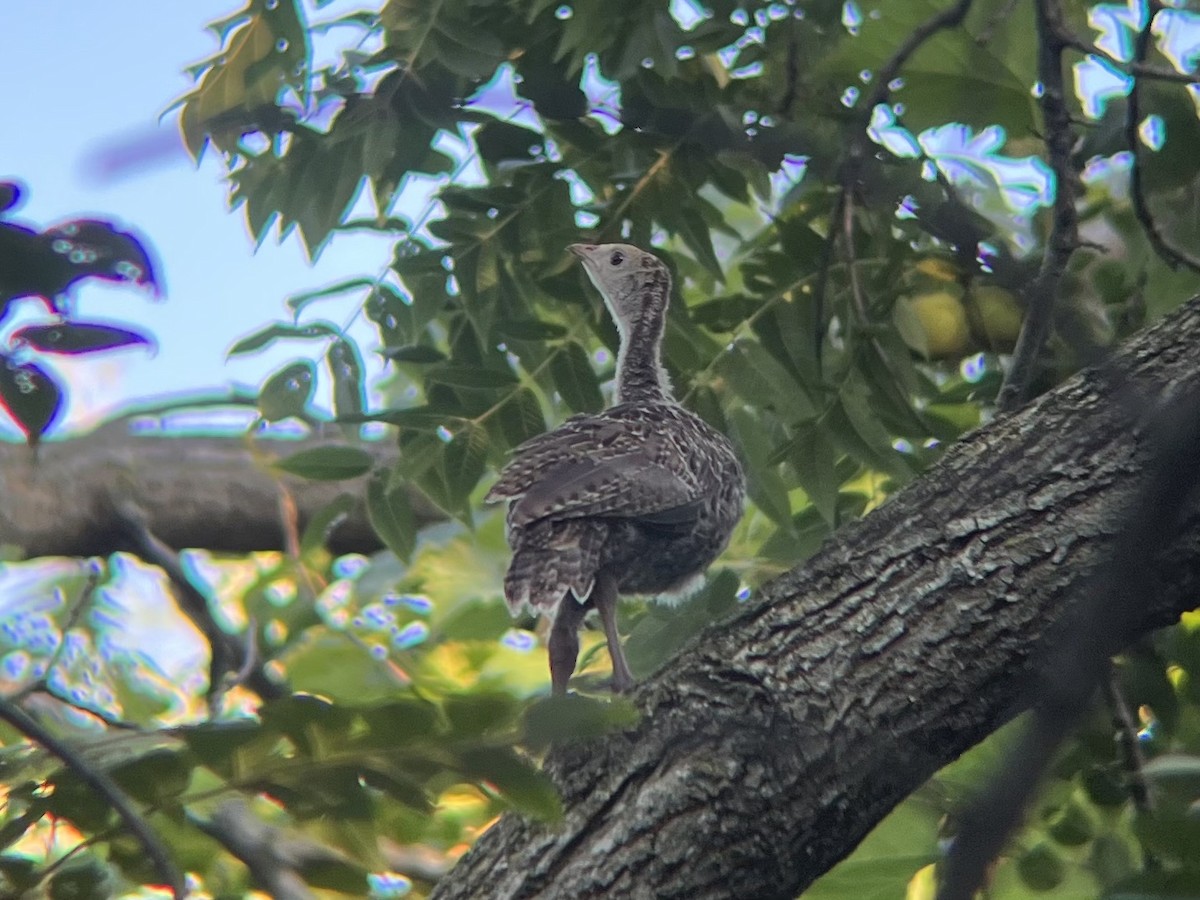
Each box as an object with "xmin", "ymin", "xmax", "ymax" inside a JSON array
[{"xmin": 486, "ymin": 243, "xmax": 745, "ymax": 693}]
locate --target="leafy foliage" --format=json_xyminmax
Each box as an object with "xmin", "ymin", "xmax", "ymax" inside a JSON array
[
  {"xmin": 5, "ymin": 0, "xmax": 1200, "ymax": 897},
  {"xmin": 0, "ymin": 181, "xmax": 159, "ymax": 442}
]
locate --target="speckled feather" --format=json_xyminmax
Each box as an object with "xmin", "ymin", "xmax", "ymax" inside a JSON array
[{"xmin": 486, "ymin": 244, "xmax": 745, "ymax": 617}]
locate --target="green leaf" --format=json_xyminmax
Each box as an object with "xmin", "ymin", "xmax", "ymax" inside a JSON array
[
  {"xmin": 279, "ymin": 628, "xmax": 405, "ymax": 703},
  {"xmin": 494, "ymin": 319, "xmax": 569, "ymax": 341},
  {"xmin": 713, "ymin": 339, "xmax": 815, "ymax": 422},
  {"xmin": 803, "ymin": 790, "xmax": 937, "ymax": 900},
  {"xmin": 300, "ymin": 492, "xmax": 358, "ymax": 556},
  {"xmin": 286, "ymin": 277, "xmax": 376, "ymax": 316},
  {"xmin": 427, "ymin": 364, "xmax": 519, "ymax": 390},
  {"xmin": 1017, "ymin": 841, "xmax": 1066, "ymax": 891},
  {"xmin": 549, "ymin": 341, "xmax": 604, "ymax": 413},
  {"xmin": 495, "ymin": 387, "xmax": 545, "ymax": 446},
  {"xmin": 358, "ymin": 697, "xmax": 441, "ymax": 747},
  {"xmin": 781, "ymin": 421, "xmax": 840, "ymax": 526},
  {"xmin": 366, "ymin": 469, "xmax": 416, "ymax": 561},
  {"xmin": 258, "ymin": 359, "xmax": 317, "ymax": 422},
  {"xmin": 110, "ymin": 749, "xmax": 192, "ymax": 806},
  {"xmin": 816, "ymin": 0, "xmax": 1038, "ymax": 138},
  {"xmin": 327, "ymin": 338, "xmax": 366, "ymax": 420},
  {"xmin": 426, "ymin": 421, "xmax": 489, "ymax": 516},
  {"xmin": 1142, "ymin": 754, "xmax": 1200, "ymax": 796},
  {"xmin": 437, "ymin": 600, "xmax": 511, "ymax": 643},
  {"xmin": 226, "ymin": 321, "xmax": 340, "ymax": 355},
  {"xmin": 179, "ymin": 0, "xmax": 310, "ymax": 157},
  {"xmin": 47, "ymin": 856, "xmax": 113, "ymax": 900},
  {"xmin": 275, "ymin": 445, "xmax": 373, "ymax": 481},
  {"xmin": 456, "ymin": 746, "xmax": 562, "ymax": 821},
  {"xmin": 444, "ymin": 692, "xmax": 523, "ymax": 738},
  {"xmin": 521, "ymin": 694, "xmax": 640, "ymax": 751},
  {"xmin": 381, "ymin": 344, "xmax": 447, "ymax": 363}
]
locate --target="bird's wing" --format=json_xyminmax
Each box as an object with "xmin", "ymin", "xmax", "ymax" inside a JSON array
[
  {"xmin": 484, "ymin": 414, "xmax": 624, "ymax": 503},
  {"xmin": 508, "ymin": 452, "xmax": 698, "ymax": 528}
]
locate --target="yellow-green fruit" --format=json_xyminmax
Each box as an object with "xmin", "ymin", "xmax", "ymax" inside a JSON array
[
  {"xmin": 969, "ymin": 285, "xmax": 1024, "ymax": 350},
  {"xmin": 899, "ymin": 290, "xmax": 972, "ymax": 359}
]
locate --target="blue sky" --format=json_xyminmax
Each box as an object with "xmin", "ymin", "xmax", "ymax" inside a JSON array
[{"xmin": 0, "ymin": 2, "xmax": 391, "ymax": 437}]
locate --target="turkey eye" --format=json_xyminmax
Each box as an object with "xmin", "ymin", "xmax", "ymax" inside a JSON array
[{"xmin": 609, "ymin": 251, "xmax": 624, "ymax": 266}]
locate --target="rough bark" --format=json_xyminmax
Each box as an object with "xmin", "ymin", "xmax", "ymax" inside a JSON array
[
  {"xmin": 430, "ymin": 295, "xmax": 1200, "ymax": 900},
  {"xmin": 0, "ymin": 426, "xmax": 438, "ymax": 558}
]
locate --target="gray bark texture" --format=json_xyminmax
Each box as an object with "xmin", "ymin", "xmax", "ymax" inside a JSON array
[
  {"xmin": 430, "ymin": 295, "xmax": 1200, "ymax": 900},
  {"xmin": 0, "ymin": 426, "xmax": 438, "ymax": 558}
]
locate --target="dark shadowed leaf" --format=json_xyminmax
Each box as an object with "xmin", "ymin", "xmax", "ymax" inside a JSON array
[
  {"xmin": 0, "ymin": 358, "xmax": 63, "ymax": 443},
  {"xmin": 427, "ymin": 364, "xmax": 518, "ymax": 390},
  {"xmin": 380, "ymin": 344, "xmax": 447, "ymax": 364},
  {"xmin": 366, "ymin": 469, "xmax": 416, "ymax": 561},
  {"xmin": 550, "ymin": 341, "xmax": 604, "ymax": 412},
  {"xmin": 455, "ymin": 746, "xmax": 562, "ymax": 821},
  {"xmin": 495, "ymin": 386, "xmax": 545, "ymax": 446},
  {"xmin": 444, "ymin": 692, "xmax": 523, "ymax": 738},
  {"xmin": 300, "ymin": 493, "xmax": 358, "ymax": 556},
  {"xmin": 494, "ymin": 319, "xmax": 569, "ymax": 341},
  {"xmin": 40, "ymin": 218, "xmax": 161, "ymax": 296},
  {"xmin": 0, "ymin": 181, "xmax": 22, "ymax": 213},
  {"xmin": 11, "ymin": 322, "xmax": 153, "ymax": 355}
]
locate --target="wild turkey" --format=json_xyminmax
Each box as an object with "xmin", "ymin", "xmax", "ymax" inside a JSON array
[{"xmin": 486, "ymin": 243, "xmax": 745, "ymax": 693}]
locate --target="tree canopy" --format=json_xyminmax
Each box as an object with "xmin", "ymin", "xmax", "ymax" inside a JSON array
[{"xmin": 3, "ymin": 0, "xmax": 1200, "ymax": 898}]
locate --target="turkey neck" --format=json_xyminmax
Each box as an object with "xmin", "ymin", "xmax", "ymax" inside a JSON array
[{"xmin": 613, "ymin": 269, "xmax": 672, "ymax": 405}]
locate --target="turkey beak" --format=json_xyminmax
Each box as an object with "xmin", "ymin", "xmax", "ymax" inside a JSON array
[{"xmin": 568, "ymin": 243, "xmax": 594, "ymax": 260}]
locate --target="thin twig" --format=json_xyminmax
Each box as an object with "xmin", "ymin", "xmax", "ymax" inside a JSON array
[
  {"xmin": 10, "ymin": 563, "xmax": 102, "ymax": 703},
  {"xmin": 1038, "ymin": 0, "xmax": 1200, "ymax": 86},
  {"xmin": 111, "ymin": 498, "xmax": 287, "ymax": 705},
  {"xmin": 997, "ymin": 0, "xmax": 1081, "ymax": 411},
  {"xmin": 818, "ymin": 0, "xmax": 975, "ymax": 374},
  {"xmin": 1103, "ymin": 666, "xmax": 1154, "ymax": 816},
  {"xmin": 190, "ymin": 800, "xmax": 317, "ymax": 900},
  {"xmin": 812, "ymin": 188, "xmax": 844, "ymax": 375},
  {"xmin": 1125, "ymin": 0, "xmax": 1200, "ymax": 273},
  {"xmin": 0, "ymin": 698, "xmax": 186, "ymax": 899},
  {"xmin": 34, "ymin": 688, "xmax": 142, "ymax": 730},
  {"xmin": 865, "ymin": 0, "xmax": 975, "ymax": 113}
]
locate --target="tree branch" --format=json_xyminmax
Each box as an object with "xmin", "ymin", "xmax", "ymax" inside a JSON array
[
  {"xmin": 112, "ymin": 498, "xmax": 287, "ymax": 705},
  {"xmin": 0, "ymin": 698, "xmax": 186, "ymax": 899},
  {"xmin": 1125, "ymin": 0, "xmax": 1200, "ymax": 274},
  {"xmin": 0, "ymin": 425, "xmax": 440, "ymax": 559},
  {"xmin": 938, "ymin": 379, "xmax": 1200, "ymax": 898},
  {"xmin": 431, "ymin": 292, "xmax": 1200, "ymax": 899}
]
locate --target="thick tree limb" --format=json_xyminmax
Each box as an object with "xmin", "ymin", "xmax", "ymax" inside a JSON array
[
  {"xmin": 431, "ymin": 293, "xmax": 1200, "ymax": 900},
  {"xmin": 0, "ymin": 426, "xmax": 438, "ymax": 558},
  {"xmin": 939, "ymin": 382, "xmax": 1200, "ymax": 898}
]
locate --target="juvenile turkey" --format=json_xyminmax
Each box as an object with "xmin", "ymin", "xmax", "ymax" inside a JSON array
[{"xmin": 486, "ymin": 243, "xmax": 745, "ymax": 693}]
